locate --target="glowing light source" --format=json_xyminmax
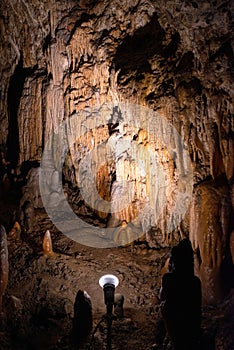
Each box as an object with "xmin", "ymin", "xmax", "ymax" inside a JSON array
[
  {"xmin": 99, "ymin": 274, "xmax": 119, "ymax": 288},
  {"xmin": 99, "ymin": 274, "xmax": 119, "ymax": 349},
  {"xmin": 99, "ymin": 274, "xmax": 119, "ymax": 313}
]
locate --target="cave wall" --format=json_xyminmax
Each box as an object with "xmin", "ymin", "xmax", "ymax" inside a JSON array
[{"xmin": 0, "ymin": 0, "xmax": 233, "ymax": 304}]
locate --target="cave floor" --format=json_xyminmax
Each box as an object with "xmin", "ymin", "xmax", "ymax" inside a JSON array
[{"xmin": 0, "ymin": 207, "xmax": 234, "ymax": 350}]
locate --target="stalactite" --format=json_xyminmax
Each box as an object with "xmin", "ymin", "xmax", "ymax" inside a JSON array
[
  {"xmin": 0, "ymin": 225, "xmax": 9, "ymax": 313},
  {"xmin": 0, "ymin": 0, "xmax": 233, "ymax": 307},
  {"xmin": 189, "ymin": 178, "xmax": 232, "ymax": 304}
]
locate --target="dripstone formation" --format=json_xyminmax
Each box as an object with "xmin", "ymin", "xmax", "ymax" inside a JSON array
[{"xmin": 0, "ymin": 0, "xmax": 233, "ymax": 307}]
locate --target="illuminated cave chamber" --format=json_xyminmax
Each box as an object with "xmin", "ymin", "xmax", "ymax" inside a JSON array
[
  {"xmin": 61, "ymin": 107, "xmax": 190, "ymax": 247},
  {"xmin": 0, "ymin": 1, "xmax": 233, "ymax": 306}
]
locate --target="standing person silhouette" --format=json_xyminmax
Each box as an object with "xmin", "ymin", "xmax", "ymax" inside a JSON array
[{"xmin": 160, "ymin": 239, "xmax": 202, "ymax": 349}]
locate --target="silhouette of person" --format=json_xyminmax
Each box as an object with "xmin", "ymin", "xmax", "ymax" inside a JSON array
[
  {"xmin": 160, "ymin": 239, "xmax": 202, "ymax": 350},
  {"xmin": 71, "ymin": 290, "xmax": 93, "ymax": 346}
]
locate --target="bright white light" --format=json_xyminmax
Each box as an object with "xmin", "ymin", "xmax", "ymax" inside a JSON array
[{"xmin": 99, "ymin": 274, "xmax": 119, "ymax": 288}]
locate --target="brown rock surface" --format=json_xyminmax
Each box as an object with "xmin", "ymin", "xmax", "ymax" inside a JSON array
[
  {"xmin": 190, "ymin": 176, "xmax": 233, "ymax": 304},
  {"xmin": 0, "ymin": 0, "xmax": 233, "ymax": 342},
  {"xmin": 0, "ymin": 225, "xmax": 8, "ymax": 312}
]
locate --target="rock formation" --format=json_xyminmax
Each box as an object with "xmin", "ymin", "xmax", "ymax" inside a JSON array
[
  {"xmin": 0, "ymin": 225, "xmax": 9, "ymax": 312},
  {"xmin": 190, "ymin": 176, "xmax": 233, "ymax": 304},
  {"xmin": 0, "ymin": 0, "xmax": 233, "ymax": 303},
  {"xmin": 71, "ymin": 289, "xmax": 93, "ymax": 346},
  {"xmin": 42, "ymin": 229, "xmax": 54, "ymax": 256}
]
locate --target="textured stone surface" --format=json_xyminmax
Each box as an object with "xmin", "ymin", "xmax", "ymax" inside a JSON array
[
  {"xmin": 190, "ymin": 176, "xmax": 233, "ymax": 304},
  {"xmin": 0, "ymin": 219, "xmax": 233, "ymax": 349},
  {"xmin": 0, "ymin": 0, "xmax": 233, "ymax": 304},
  {"xmin": 0, "ymin": 225, "xmax": 9, "ymax": 312}
]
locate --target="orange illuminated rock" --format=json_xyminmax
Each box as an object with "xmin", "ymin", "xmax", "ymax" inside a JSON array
[
  {"xmin": 190, "ymin": 178, "xmax": 233, "ymax": 304},
  {"xmin": 160, "ymin": 257, "xmax": 171, "ymax": 276},
  {"xmin": 42, "ymin": 230, "xmax": 54, "ymax": 256},
  {"xmin": 8, "ymin": 221, "xmax": 21, "ymax": 240}
]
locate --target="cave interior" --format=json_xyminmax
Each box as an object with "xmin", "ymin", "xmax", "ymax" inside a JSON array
[{"xmin": 0, "ymin": 1, "xmax": 234, "ymax": 349}]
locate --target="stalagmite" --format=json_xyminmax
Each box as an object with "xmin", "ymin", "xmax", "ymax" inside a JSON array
[
  {"xmin": 0, "ymin": 0, "xmax": 232, "ymax": 310},
  {"xmin": 8, "ymin": 221, "xmax": 21, "ymax": 240},
  {"xmin": 114, "ymin": 293, "xmax": 124, "ymax": 319},
  {"xmin": 42, "ymin": 230, "xmax": 54, "ymax": 256},
  {"xmin": 0, "ymin": 225, "xmax": 9, "ymax": 313},
  {"xmin": 112, "ymin": 219, "xmax": 143, "ymax": 246},
  {"xmin": 71, "ymin": 290, "xmax": 93, "ymax": 346}
]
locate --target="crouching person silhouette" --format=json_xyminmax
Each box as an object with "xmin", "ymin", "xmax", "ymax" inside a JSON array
[{"xmin": 160, "ymin": 239, "xmax": 202, "ymax": 350}]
